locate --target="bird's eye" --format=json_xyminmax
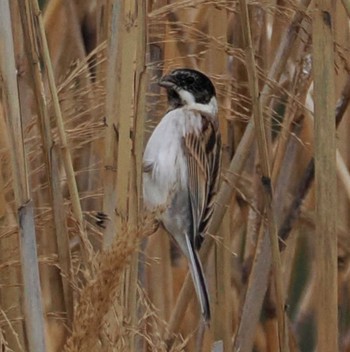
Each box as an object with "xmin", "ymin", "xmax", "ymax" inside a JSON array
[{"xmin": 186, "ymin": 76, "xmax": 195, "ymax": 85}]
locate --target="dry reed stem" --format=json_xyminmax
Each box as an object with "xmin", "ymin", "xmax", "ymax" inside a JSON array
[
  {"xmin": 0, "ymin": 54, "xmax": 26, "ymax": 352},
  {"xmin": 0, "ymin": 2, "xmax": 47, "ymax": 351},
  {"xmin": 101, "ymin": 2, "xmax": 147, "ymax": 349},
  {"xmin": 233, "ymin": 1, "xmax": 312, "ymax": 350},
  {"xmin": 238, "ymin": 0, "xmax": 288, "ymax": 350},
  {"xmin": 196, "ymin": 4, "xmax": 230, "ymax": 349},
  {"xmin": 312, "ymin": 1, "xmax": 338, "ymax": 350},
  {"xmin": 56, "ymin": 1, "xmax": 103, "ymax": 215},
  {"xmin": 145, "ymin": 1, "xmax": 176, "ymax": 336},
  {"xmin": 18, "ymin": 200, "xmax": 48, "ymax": 352},
  {"xmin": 18, "ymin": 0, "xmax": 74, "ymax": 325},
  {"xmin": 29, "ymin": 0, "xmax": 94, "ymax": 266},
  {"xmin": 233, "ymin": 225, "xmax": 272, "ymax": 352},
  {"xmin": 102, "ymin": 1, "xmax": 122, "ymax": 247},
  {"xmin": 126, "ymin": 2, "xmax": 147, "ymax": 350},
  {"xmin": 109, "ymin": 1, "xmax": 135, "ymax": 242}
]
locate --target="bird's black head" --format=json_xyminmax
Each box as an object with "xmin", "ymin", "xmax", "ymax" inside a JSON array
[{"xmin": 159, "ymin": 68, "xmax": 216, "ymax": 109}]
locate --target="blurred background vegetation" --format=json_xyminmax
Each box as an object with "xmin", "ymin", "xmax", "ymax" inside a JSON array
[{"xmin": 0, "ymin": 0, "xmax": 349, "ymax": 351}]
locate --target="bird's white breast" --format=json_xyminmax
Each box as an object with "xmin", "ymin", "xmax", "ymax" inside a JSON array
[{"xmin": 143, "ymin": 108, "xmax": 203, "ymax": 210}]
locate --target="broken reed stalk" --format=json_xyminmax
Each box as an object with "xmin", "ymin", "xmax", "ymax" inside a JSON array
[
  {"xmin": 238, "ymin": 0, "xmax": 288, "ymax": 350},
  {"xmin": 312, "ymin": 2, "xmax": 338, "ymax": 351},
  {"xmin": 17, "ymin": 0, "xmax": 74, "ymax": 323},
  {"xmin": 0, "ymin": 1, "xmax": 47, "ymax": 351},
  {"xmin": 29, "ymin": 0, "xmax": 93, "ymax": 264},
  {"xmin": 166, "ymin": 0, "xmax": 312, "ymax": 340}
]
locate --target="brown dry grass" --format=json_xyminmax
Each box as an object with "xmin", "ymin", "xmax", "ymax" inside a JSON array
[{"xmin": 0, "ymin": 0, "xmax": 350, "ymax": 351}]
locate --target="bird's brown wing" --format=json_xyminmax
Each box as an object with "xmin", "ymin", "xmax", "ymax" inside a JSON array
[{"xmin": 183, "ymin": 118, "xmax": 221, "ymax": 249}]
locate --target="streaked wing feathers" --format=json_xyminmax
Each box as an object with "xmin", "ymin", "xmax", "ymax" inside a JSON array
[{"xmin": 183, "ymin": 118, "xmax": 221, "ymax": 249}]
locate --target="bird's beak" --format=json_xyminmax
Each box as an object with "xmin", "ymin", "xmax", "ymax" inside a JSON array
[{"xmin": 158, "ymin": 75, "xmax": 176, "ymax": 89}]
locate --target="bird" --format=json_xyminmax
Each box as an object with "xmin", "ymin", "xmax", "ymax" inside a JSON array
[{"xmin": 143, "ymin": 68, "xmax": 221, "ymax": 322}]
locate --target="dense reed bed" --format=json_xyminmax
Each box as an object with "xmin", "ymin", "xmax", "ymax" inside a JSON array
[{"xmin": 0, "ymin": 0, "xmax": 349, "ymax": 351}]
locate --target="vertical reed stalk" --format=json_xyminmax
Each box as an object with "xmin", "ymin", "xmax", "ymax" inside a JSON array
[
  {"xmin": 28, "ymin": 0, "xmax": 93, "ymax": 265},
  {"xmin": 100, "ymin": 3, "xmax": 126, "ymax": 347},
  {"xmin": 0, "ymin": 1, "xmax": 47, "ymax": 351},
  {"xmin": 0, "ymin": 4, "xmax": 26, "ymax": 348},
  {"xmin": 312, "ymin": 1, "xmax": 338, "ymax": 351},
  {"xmin": 202, "ymin": 4, "xmax": 229, "ymax": 348},
  {"xmin": 17, "ymin": 0, "xmax": 74, "ymax": 324},
  {"xmin": 238, "ymin": 0, "xmax": 288, "ymax": 350},
  {"xmin": 127, "ymin": 1, "xmax": 147, "ymax": 350},
  {"xmin": 103, "ymin": 1, "xmax": 140, "ymax": 246},
  {"xmin": 102, "ymin": 1, "xmax": 146, "ymax": 350},
  {"xmin": 102, "ymin": 0, "xmax": 121, "ymax": 246}
]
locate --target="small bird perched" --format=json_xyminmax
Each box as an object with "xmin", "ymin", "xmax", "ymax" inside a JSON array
[{"xmin": 143, "ymin": 68, "xmax": 221, "ymax": 322}]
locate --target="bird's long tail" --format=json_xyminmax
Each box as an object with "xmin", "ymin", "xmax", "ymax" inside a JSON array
[{"xmin": 185, "ymin": 235, "xmax": 211, "ymax": 322}]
